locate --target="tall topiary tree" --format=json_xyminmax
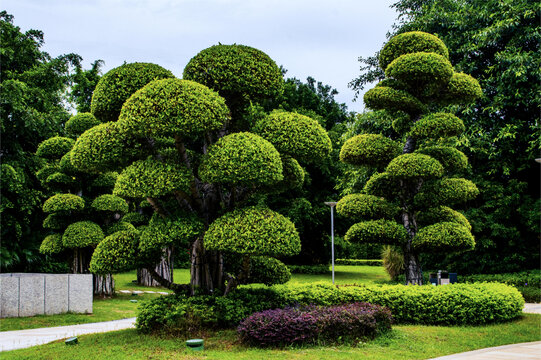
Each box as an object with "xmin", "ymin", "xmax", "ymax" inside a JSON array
[
  {"xmin": 36, "ymin": 112, "xmax": 129, "ymax": 296},
  {"xmin": 337, "ymin": 32, "xmax": 482, "ymax": 284},
  {"xmin": 72, "ymin": 45, "xmax": 332, "ymax": 295}
]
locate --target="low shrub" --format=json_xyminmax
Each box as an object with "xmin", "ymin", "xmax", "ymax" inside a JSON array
[
  {"xmin": 335, "ymin": 259, "xmax": 383, "ymax": 266},
  {"xmin": 136, "ymin": 282, "xmax": 523, "ymax": 334},
  {"xmin": 288, "ymin": 264, "xmax": 330, "ymax": 274},
  {"xmin": 237, "ymin": 302, "xmax": 392, "ymax": 347}
]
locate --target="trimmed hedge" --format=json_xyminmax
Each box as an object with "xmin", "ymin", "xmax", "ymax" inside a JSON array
[
  {"xmin": 43, "ymin": 193, "xmax": 84, "ymax": 213},
  {"xmin": 237, "ymin": 302, "xmax": 392, "ymax": 347},
  {"xmin": 36, "ymin": 137, "xmax": 74, "ymax": 159},
  {"xmin": 136, "ymin": 282, "xmax": 523, "ymax": 334},
  {"xmin": 335, "ymin": 259, "xmax": 383, "ymax": 266},
  {"xmin": 339, "ymin": 134, "xmax": 401, "ymax": 168},
  {"xmin": 65, "ymin": 112, "xmax": 100, "ymax": 136}
]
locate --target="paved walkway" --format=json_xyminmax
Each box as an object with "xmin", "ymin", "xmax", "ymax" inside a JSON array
[
  {"xmin": 0, "ymin": 303, "xmax": 539, "ymax": 354},
  {"xmin": 0, "ymin": 317, "xmax": 136, "ymax": 352}
]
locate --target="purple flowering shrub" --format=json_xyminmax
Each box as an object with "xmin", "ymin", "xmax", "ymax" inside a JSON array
[{"xmin": 237, "ymin": 302, "xmax": 392, "ymax": 347}]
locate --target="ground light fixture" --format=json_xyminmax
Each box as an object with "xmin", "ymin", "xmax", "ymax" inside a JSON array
[{"xmin": 324, "ymin": 201, "xmax": 337, "ymax": 284}]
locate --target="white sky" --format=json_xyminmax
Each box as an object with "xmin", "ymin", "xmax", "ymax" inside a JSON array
[{"xmin": 3, "ymin": 0, "xmax": 398, "ymax": 112}]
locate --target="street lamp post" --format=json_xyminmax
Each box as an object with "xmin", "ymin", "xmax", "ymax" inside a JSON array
[{"xmin": 324, "ymin": 201, "xmax": 337, "ymax": 284}]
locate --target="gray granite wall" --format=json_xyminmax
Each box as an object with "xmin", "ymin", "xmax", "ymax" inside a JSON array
[{"xmin": 0, "ymin": 273, "xmax": 93, "ymax": 318}]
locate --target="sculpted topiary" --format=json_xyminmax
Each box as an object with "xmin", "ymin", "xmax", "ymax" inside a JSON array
[
  {"xmin": 70, "ymin": 46, "xmax": 331, "ymax": 295},
  {"xmin": 338, "ymin": 32, "xmax": 481, "ymax": 284}
]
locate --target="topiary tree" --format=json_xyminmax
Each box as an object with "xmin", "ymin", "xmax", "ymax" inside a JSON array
[
  {"xmin": 71, "ymin": 44, "xmax": 332, "ymax": 295},
  {"xmin": 36, "ymin": 112, "xmax": 130, "ymax": 296},
  {"xmin": 337, "ymin": 32, "xmax": 482, "ymax": 284}
]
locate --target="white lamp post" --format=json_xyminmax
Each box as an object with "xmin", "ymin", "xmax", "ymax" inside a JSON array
[{"xmin": 324, "ymin": 201, "xmax": 337, "ymax": 284}]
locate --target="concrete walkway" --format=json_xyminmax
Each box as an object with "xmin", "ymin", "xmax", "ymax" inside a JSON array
[
  {"xmin": 0, "ymin": 317, "xmax": 136, "ymax": 352},
  {"xmin": 1, "ymin": 304, "xmax": 539, "ymax": 354}
]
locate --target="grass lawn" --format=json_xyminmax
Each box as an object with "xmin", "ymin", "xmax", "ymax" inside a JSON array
[{"xmin": 3, "ymin": 314, "xmax": 540, "ymax": 359}]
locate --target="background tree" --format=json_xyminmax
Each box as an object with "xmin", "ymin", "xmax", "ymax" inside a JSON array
[
  {"xmin": 69, "ymin": 59, "xmax": 104, "ymax": 113},
  {"xmin": 0, "ymin": 12, "xmax": 79, "ymax": 272},
  {"xmin": 338, "ymin": 31, "xmax": 482, "ymax": 284},
  {"xmin": 36, "ymin": 112, "xmax": 127, "ymax": 296},
  {"xmin": 72, "ymin": 44, "xmax": 332, "ymax": 295},
  {"xmin": 349, "ymin": 0, "xmax": 540, "ymax": 273}
]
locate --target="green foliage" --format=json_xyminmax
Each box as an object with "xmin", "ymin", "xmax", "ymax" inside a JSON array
[
  {"xmin": 114, "ymin": 158, "xmax": 193, "ymax": 198},
  {"xmin": 204, "ymin": 206, "xmax": 300, "ymax": 257},
  {"xmin": 379, "ymin": 31, "xmax": 449, "ymax": 71},
  {"xmin": 364, "ymin": 86, "xmax": 425, "ymax": 114},
  {"xmin": 442, "ymin": 72, "xmax": 482, "ymax": 104},
  {"xmin": 199, "ymin": 132, "xmax": 283, "ymax": 186},
  {"xmin": 253, "ymin": 110, "xmax": 332, "ymax": 163},
  {"xmin": 183, "ymin": 44, "xmax": 284, "ymax": 111},
  {"xmin": 363, "ymin": 172, "xmax": 400, "ymax": 199},
  {"xmin": 105, "ymin": 221, "xmax": 137, "ymax": 236},
  {"xmin": 43, "ymin": 172, "xmax": 75, "ymax": 188},
  {"xmin": 339, "ymin": 134, "xmax": 401, "ymax": 168},
  {"xmin": 70, "ymin": 122, "xmax": 143, "ymax": 173},
  {"xmin": 414, "ymin": 222, "xmax": 475, "ymax": 252},
  {"xmin": 345, "ymin": 219, "xmax": 408, "ymax": 245},
  {"xmin": 273, "ymin": 156, "xmax": 304, "ymax": 191},
  {"xmin": 247, "ymin": 256, "xmax": 291, "ymax": 286},
  {"xmin": 381, "ymin": 246, "xmax": 404, "ymax": 281},
  {"xmin": 334, "ymin": 259, "xmax": 383, "ymax": 266},
  {"xmin": 89, "ymin": 230, "xmax": 139, "ymax": 274},
  {"xmin": 416, "ymin": 146, "xmax": 468, "ymax": 174},
  {"xmin": 64, "ymin": 113, "xmax": 100, "ymax": 136},
  {"xmin": 42, "ymin": 213, "xmax": 68, "ymax": 230},
  {"xmin": 39, "ymin": 234, "xmax": 64, "ymax": 255},
  {"xmin": 409, "ymin": 113, "xmax": 465, "ymax": 140},
  {"xmin": 35, "ymin": 137, "xmax": 74, "ymax": 159},
  {"xmin": 417, "ymin": 206, "xmax": 471, "ymax": 231},
  {"xmin": 118, "ymin": 78, "xmax": 229, "ymax": 137},
  {"xmin": 90, "ymin": 172, "xmax": 118, "ymax": 190},
  {"xmin": 139, "ymin": 213, "xmax": 203, "ymax": 262},
  {"xmin": 288, "ymin": 264, "xmax": 331, "ymax": 274},
  {"xmin": 385, "ymin": 153, "xmax": 443, "ymax": 179},
  {"xmin": 385, "ymin": 52, "xmax": 453, "ymax": 94},
  {"xmin": 92, "ymin": 194, "xmax": 129, "ymax": 213},
  {"xmin": 42, "ymin": 193, "xmax": 84, "ymax": 213},
  {"xmin": 35, "ymin": 164, "xmax": 60, "ymax": 184},
  {"xmin": 90, "ymin": 62, "xmax": 174, "ymax": 122},
  {"xmin": 336, "ymin": 194, "xmax": 400, "ymax": 220},
  {"xmin": 122, "ymin": 212, "xmax": 148, "ymax": 226},
  {"xmin": 58, "ymin": 152, "xmax": 78, "ymax": 175},
  {"xmin": 62, "ymin": 220, "xmax": 104, "ymax": 248},
  {"xmin": 461, "ymin": 270, "xmax": 540, "ymax": 303},
  {"xmin": 415, "ymin": 178, "xmax": 479, "ymax": 208}
]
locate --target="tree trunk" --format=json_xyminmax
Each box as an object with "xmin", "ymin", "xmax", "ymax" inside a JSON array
[
  {"xmin": 138, "ymin": 247, "xmax": 173, "ymax": 287},
  {"xmin": 190, "ymin": 236, "xmax": 224, "ymax": 295},
  {"xmin": 93, "ymin": 274, "xmax": 115, "ymax": 296}
]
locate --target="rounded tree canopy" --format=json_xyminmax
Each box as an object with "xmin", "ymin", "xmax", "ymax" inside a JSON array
[
  {"xmin": 410, "ymin": 112, "xmax": 465, "ymax": 140},
  {"xmin": 65, "ymin": 113, "xmax": 100, "ymax": 136},
  {"xmin": 271, "ymin": 155, "xmax": 305, "ymax": 192},
  {"xmin": 385, "ymin": 52, "xmax": 454, "ymax": 94},
  {"xmin": 379, "ymin": 31, "xmax": 449, "ymax": 71},
  {"xmin": 36, "ymin": 137, "xmax": 74, "ymax": 159},
  {"xmin": 62, "ymin": 220, "xmax": 104, "ymax": 248},
  {"xmin": 36, "ymin": 164, "xmax": 60, "ymax": 184},
  {"xmin": 415, "ymin": 178, "xmax": 479, "ymax": 208},
  {"xmin": 386, "ymin": 153, "xmax": 444, "ymax": 179},
  {"xmin": 91, "ymin": 172, "xmax": 118, "ymax": 190},
  {"xmin": 340, "ymin": 134, "xmax": 401, "ymax": 168},
  {"xmin": 122, "ymin": 212, "xmax": 148, "ymax": 226},
  {"xmin": 70, "ymin": 122, "xmax": 143, "ymax": 173},
  {"xmin": 413, "ymin": 222, "xmax": 475, "ymax": 252},
  {"xmin": 43, "ymin": 193, "xmax": 84, "ymax": 213},
  {"xmin": 105, "ymin": 221, "xmax": 137, "ymax": 236},
  {"xmin": 345, "ymin": 219, "xmax": 408, "ymax": 245},
  {"xmin": 416, "ymin": 146, "xmax": 468, "ymax": 173},
  {"xmin": 43, "ymin": 172, "xmax": 76, "ymax": 189},
  {"xmin": 336, "ymin": 194, "xmax": 400, "ymax": 221},
  {"xmin": 364, "ymin": 86, "xmax": 425, "ymax": 115},
  {"xmin": 43, "ymin": 213, "xmax": 68, "ymax": 230},
  {"xmin": 442, "ymin": 72, "xmax": 482, "ymax": 105},
  {"xmin": 92, "ymin": 194, "xmax": 129, "ymax": 213},
  {"xmin": 204, "ymin": 206, "xmax": 300, "ymax": 257},
  {"xmin": 39, "ymin": 233, "xmax": 64, "ymax": 255},
  {"xmin": 113, "ymin": 158, "xmax": 193, "ymax": 199},
  {"xmin": 417, "ymin": 206, "xmax": 472, "ymax": 231},
  {"xmin": 363, "ymin": 172, "xmax": 401, "ymax": 199},
  {"xmin": 199, "ymin": 132, "xmax": 283, "ymax": 186},
  {"xmin": 91, "ymin": 62, "xmax": 174, "ymax": 122},
  {"xmin": 253, "ymin": 111, "xmax": 332, "ymax": 163},
  {"xmin": 89, "ymin": 230, "xmax": 139, "ymax": 274},
  {"xmin": 118, "ymin": 78, "xmax": 229, "ymax": 138},
  {"xmin": 183, "ymin": 44, "xmax": 284, "ymax": 104},
  {"xmin": 59, "ymin": 152, "xmax": 78, "ymax": 175},
  {"xmin": 139, "ymin": 212, "xmax": 203, "ymax": 263}
]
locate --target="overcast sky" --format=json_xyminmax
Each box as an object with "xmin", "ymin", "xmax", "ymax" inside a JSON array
[{"xmin": 3, "ymin": 0, "xmax": 399, "ymax": 113}]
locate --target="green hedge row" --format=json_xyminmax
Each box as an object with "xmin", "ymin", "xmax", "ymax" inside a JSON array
[
  {"xmin": 287, "ymin": 264, "xmax": 330, "ymax": 274},
  {"xmin": 136, "ymin": 282, "xmax": 523, "ymax": 334},
  {"xmin": 335, "ymin": 259, "xmax": 383, "ymax": 266}
]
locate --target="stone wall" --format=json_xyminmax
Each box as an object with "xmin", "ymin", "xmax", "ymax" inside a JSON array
[{"xmin": 0, "ymin": 273, "xmax": 93, "ymax": 318}]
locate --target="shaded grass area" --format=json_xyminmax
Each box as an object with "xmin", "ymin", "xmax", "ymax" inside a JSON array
[
  {"xmin": 0, "ymin": 293, "xmax": 161, "ymax": 332},
  {"xmin": 3, "ymin": 314, "xmax": 540, "ymax": 359}
]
